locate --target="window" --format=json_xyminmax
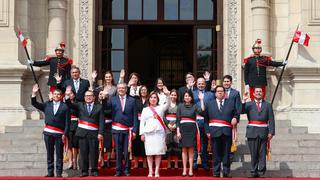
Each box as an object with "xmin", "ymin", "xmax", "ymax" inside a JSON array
[
  {"xmin": 197, "ymin": 0, "xmax": 214, "ymax": 20},
  {"xmin": 128, "ymin": 0, "xmax": 142, "ymax": 20},
  {"xmin": 164, "ymin": 0, "xmax": 194, "ymax": 20},
  {"xmin": 109, "ymin": 28, "xmax": 125, "ymax": 81},
  {"xmin": 112, "ymin": 0, "xmax": 125, "ymax": 20}
]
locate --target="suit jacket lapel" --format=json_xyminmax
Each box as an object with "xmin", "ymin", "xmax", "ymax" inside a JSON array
[
  {"xmin": 48, "ymin": 102, "xmax": 54, "ymax": 116},
  {"xmin": 55, "ymin": 102, "xmax": 62, "ymax": 116}
]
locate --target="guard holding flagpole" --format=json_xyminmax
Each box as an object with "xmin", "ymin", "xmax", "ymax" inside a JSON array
[
  {"xmin": 29, "ymin": 42, "xmax": 73, "ymax": 92},
  {"xmin": 244, "ymin": 39, "xmax": 287, "ymax": 100}
]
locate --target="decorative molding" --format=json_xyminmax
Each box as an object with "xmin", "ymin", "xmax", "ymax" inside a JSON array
[
  {"xmin": 79, "ymin": 0, "xmax": 89, "ymax": 78},
  {"xmin": 227, "ymin": 0, "xmax": 238, "ymax": 85},
  {"xmin": 309, "ymin": 0, "xmax": 320, "ymax": 25},
  {"xmin": 0, "ymin": 0, "xmax": 9, "ymax": 27}
]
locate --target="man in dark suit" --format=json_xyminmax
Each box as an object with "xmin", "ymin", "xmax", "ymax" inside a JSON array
[
  {"xmin": 65, "ymin": 88, "xmax": 104, "ymax": 177},
  {"xmin": 31, "ymin": 84, "xmax": 70, "ymax": 178},
  {"xmin": 192, "ymin": 77, "xmax": 214, "ymax": 170},
  {"xmin": 204, "ymin": 85, "xmax": 239, "ymax": 178},
  {"xmin": 103, "ymin": 83, "xmax": 138, "ymax": 176},
  {"xmin": 29, "ymin": 42, "xmax": 72, "ymax": 92},
  {"xmin": 178, "ymin": 72, "xmax": 197, "ymax": 102},
  {"xmin": 242, "ymin": 87, "xmax": 275, "ymax": 178},
  {"xmin": 56, "ymin": 66, "xmax": 90, "ymax": 102}
]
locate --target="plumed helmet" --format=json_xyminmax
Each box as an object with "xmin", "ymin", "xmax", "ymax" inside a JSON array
[
  {"xmin": 55, "ymin": 42, "xmax": 65, "ymax": 51},
  {"xmin": 252, "ymin": 38, "xmax": 262, "ymax": 50}
]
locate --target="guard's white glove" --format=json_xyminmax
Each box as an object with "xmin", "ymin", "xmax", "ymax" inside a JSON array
[
  {"xmin": 245, "ymin": 85, "xmax": 250, "ymax": 93},
  {"xmin": 282, "ymin": 59, "xmax": 288, "ymax": 65},
  {"xmin": 27, "ymin": 59, "xmax": 34, "ymax": 65}
]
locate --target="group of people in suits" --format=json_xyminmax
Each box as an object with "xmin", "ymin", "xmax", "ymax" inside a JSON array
[{"xmin": 29, "ymin": 39, "xmax": 283, "ymax": 178}]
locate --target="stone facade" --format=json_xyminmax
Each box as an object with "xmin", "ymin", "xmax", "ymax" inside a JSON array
[{"xmin": 0, "ymin": 0, "xmax": 319, "ymax": 132}]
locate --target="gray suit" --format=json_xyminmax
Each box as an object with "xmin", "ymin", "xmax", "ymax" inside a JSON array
[{"xmin": 242, "ymin": 100, "xmax": 275, "ymax": 176}]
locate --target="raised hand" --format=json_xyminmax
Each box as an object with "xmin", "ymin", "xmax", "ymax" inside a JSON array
[
  {"xmin": 187, "ymin": 80, "xmax": 195, "ymax": 89},
  {"xmin": 245, "ymin": 85, "xmax": 250, "ymax": 94},
  {"xmin": 198, "ymin": 91, "xmax": 204, "ymax": 101},
  {"xmin": 203, "ymin": 71, "xmax": 211, "ymax": 81},
  {"xmin": 92, "ymin": 70, "xmax": 97, "ymax": 81},
  {"xmin": 163, "ymin": 86, "xmax": 170, "ymax": 95},
  {"xmin": 32, "ymin": 84, "xmax": 39, "ymax": 94},
  {"xmin": 54, "ymin": 73, "xmax": 62, "ymax": 83},
  {"xmin": 65, "ymin": 85, "xmax": 72, "ymax": 96},
  {"xmin": 211, "ymin": 80, "xmax": 217, "ymax": 90},
  {"xmin": 243, "ymin": 91, "xmax": 249, "ymax": 101},
  {"xmin": 120, "ymin": 69, "xmax": 125, "ymax": 79},
  {"xmin": 48, "ymin": 92, "xmax": 53, "ymax": 101}
]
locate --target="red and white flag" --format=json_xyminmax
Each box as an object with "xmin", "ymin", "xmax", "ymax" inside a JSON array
[
  {"xmin": 293, "ymin": 30, "xmax": 310, "ymax": 46},
  {"xmin": 18, "ymin": 31, "xmax": 27, "ymax": 47}
]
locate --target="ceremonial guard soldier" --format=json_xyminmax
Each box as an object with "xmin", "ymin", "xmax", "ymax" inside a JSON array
[
  {"xmin": 244, "ymin": 39, "xmax": 287, "ymax": 100},
  {"xmin": 242, "ymin": 87, "xmax": 275, "ymax": 178},
  {"xmin": 30, "ymin": 42, "xmax": 73, "ymax": 92},
  {"xmin": 31, "ymin": 84, "xmax": 70, "ymax": 178}
]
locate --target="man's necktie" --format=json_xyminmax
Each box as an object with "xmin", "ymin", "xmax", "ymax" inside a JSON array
[
  {"xmin": 87, "ymin": 104, "xmax": 92, "ymax": 114},
  {"xmin": 219, "ymin": 101, "xmax": 223, "ymax": 111},
  {"xmin": 256, "ymin": 101, "xmax": 261, "ymax": 112},
  {"xmin": 120, "ymin": 96, "xmax": 124, "ymax": 112},
  {"xmin": 74, "ymin": 80, "xmax": 79, "ymax": 93}
]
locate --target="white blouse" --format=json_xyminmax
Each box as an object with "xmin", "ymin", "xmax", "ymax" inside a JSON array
[{"xmin": 139, "ymin": 97, "xmax": 170, "ymax": 135}]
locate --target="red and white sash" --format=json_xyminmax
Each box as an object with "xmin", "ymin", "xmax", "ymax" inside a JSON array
[
  {"xmin": 248, "ymin": 120, "xmax": 268, "ymax": 127},
  {"xmin": 180, "ymin": 117, "xmax": 196, "ymax": 124},
  {"xmin": 165, "ymin": 114, "xmax": 177, "ymax": 121},
  {"xmin": 78, "ymin": 120, "xmax": 98, "ymax": 130},
  {"xmin": 44, "ymin": 125, "xmax": 64, "ymax": 134},
  {"xmin": 196, "ymin": 114, "xmax": 204, "ymax": 121},
  {"xmin": 149, "ymin": 106, "xmax": 167, "ymax": 131},
  {"xmin": 71, "ymin": 115, "xmax": 78, "ymax": 121},
  {"xmin": 209, "ymin": 119, "xmax": 232, "ymax": 127},
  {"xmin": 112, "ymin": 122, "xmax": 130, "ymax": 131}
]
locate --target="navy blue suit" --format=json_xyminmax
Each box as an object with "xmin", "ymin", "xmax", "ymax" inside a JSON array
[
  {"xmin": 57, "ymin": 78, "xmax": 90, "ymax": 102},
  {"xmin": 204, "ymin": 98, "xmax": 239, "ymax": 176},
  {"xmin": 103, "ymin": 95, "xmax": 138, "ymax": 175},
  {"xmin": 31, "ymin": 97, "xmax": 70, "ymax": 176},
  {"xmin": 192, "ymin": 89, "xmax": 214, "ymax": 169}
]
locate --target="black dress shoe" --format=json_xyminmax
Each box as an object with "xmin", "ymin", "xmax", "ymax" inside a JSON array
[
  {"xmin": 92, "ymin": 171, "xmax": 99, "ymax": 177},
  {"xmin": 45, "ymin": 174, "xmax": 54, "ymax": 177},
  {"xmin": 223, "ymin": 173, "xmax": 232, "ymax": 178},
  {"xmin": 124, "ymin": 172, "xmax": 130, "ymax": 176},
  {"xmin": 249, "ymin": 173, "xmax": 260, "ymax": 178},
  {"xmin": 114, "ymin": 172, "xmax": 121, "ymax": 176},
  {"xmin": 80, "ymin": 172, "xmax": 89, "ymax": 177},
  {"xmin": 213, "ymin": 174, "xmax": 220, "ymax": 177}
]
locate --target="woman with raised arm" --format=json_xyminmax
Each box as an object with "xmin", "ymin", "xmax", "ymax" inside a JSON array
[
  {"xmin": 91, "ymin": 70, "xmax": 118, "ymax": 97},
  {"xmin": 153, "ymin": 78, "xmax": 169, "ymax": 106},
  {"xmin": 176, "ymin": 90, "xmax": 204, "ymax": 177},
  {"xmin": 140, "ymin": 87, "xmax": 170, "ymax": 178}
]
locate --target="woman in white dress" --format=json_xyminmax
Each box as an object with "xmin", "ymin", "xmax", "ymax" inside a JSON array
[{"xmin": 140, "ymin": 88, "xmax": 170, "ymax": 178}]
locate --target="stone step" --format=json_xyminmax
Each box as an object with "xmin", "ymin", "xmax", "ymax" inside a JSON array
[
  {"xmin": 4, "ymin": 126, "xmax": 23, "ymax": 133},
  {"xmin": 22, "ymin": 120, "xmax": 44, "ymax": 127},
  {"xmin": 5, "ymin": 153, "xmax": 47, "ymax": 162},
  {"xmin": 240, "ymin": 154, "xmax": 320, "ymax": 162}
]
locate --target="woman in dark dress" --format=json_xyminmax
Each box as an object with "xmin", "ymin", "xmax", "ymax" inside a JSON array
[
  {"xmin": 132, "ymin": 85, "xmax": 148, "ymax": 168},
  {"xmin": 66, "ymin": 90, "xmax": 79, "ymax": 170},
  {"xmin": 97, "ymin": 90, "xmax": 114, "ymax": 168},
  {"xmin": 165, "ymin": 89, "xmax": 181, "ymax": 169},
  {"xmin": 177, "ymin": 90, "xmax": 204, "ymax": 176}
]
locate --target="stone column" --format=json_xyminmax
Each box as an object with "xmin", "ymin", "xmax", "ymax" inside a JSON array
[
  {"xmin": 47, "ymin": 0, "xmax": 67, "ymax": 54},
  {"xmin": 251, "ymin": 0, "xmax": 270, "ymax": 54}
]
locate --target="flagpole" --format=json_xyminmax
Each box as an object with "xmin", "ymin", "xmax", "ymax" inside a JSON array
[
  {"xmin": 24, "ymin": 46, "xmax": 45, "ymax": 103},
  {"xmin": 271, "ymin": 24, "xmax": 300, "ymax": 105}
]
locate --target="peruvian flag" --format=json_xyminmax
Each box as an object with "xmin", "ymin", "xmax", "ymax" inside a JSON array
[
  {"xmin": 18, "ymin": 31, "xmax": 27, "ymax": 47},
  {"xmin": 293, "ymin": 30, "xmax": 310, "ymax": 46}
]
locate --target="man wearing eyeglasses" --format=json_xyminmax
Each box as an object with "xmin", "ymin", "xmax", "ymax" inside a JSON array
[
  {"xmin": 244, "ymin": 38, "xmax": 287, "ymax": 100},
  {"xmin": 65, "ymin": 88, "xmax": 104, "ymax": 177}
]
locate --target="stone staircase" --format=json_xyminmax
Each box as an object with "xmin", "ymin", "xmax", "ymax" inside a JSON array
[{"xmin": 0, "ymin": 119, "xmax": 320, "ymax": 177}]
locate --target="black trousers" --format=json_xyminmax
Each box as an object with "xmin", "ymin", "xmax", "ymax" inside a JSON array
[
  {"xmin": 113, "ymin": 132, "xmax": 130, "ymax": 174},
  {"xmin": 44, "ymin": 134, "xmax": 64, "ymax": 176},
  {"xmin": 211, "ymin": 134, "xmax": 232, "ymax": 175},
  {"xmin": 247, "ymin": 137, "xmax": 267, "ymax": 174},
  {"xmin": 78, "ymin": 135, "xmax": 99, "ymax": 173}
]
